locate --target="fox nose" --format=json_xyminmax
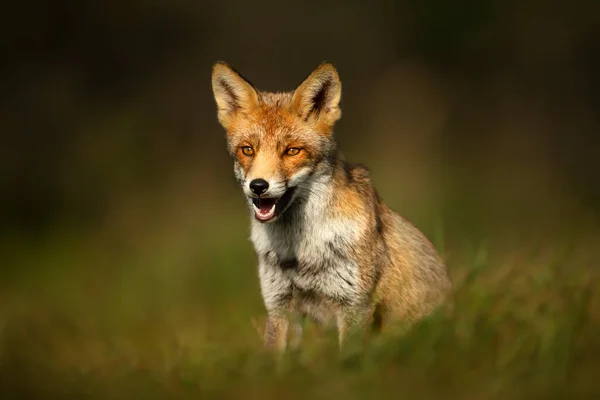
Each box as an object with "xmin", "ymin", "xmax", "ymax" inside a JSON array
[{"xmin": 250, "ymin": 179, "xmax": 269, "ymax": 195}]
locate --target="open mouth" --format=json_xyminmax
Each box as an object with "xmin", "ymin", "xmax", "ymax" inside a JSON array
[
  {"xmin": 252, "ymin": 197, "xmax": 278, "ymax": 221},
  {"xmin": 251, "ymin": 188, "xmax": 296, "ymax": 222}
]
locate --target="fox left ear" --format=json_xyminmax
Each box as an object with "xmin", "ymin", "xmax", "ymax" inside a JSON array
[
  {"xmin": 291, "ymin": 63, "xmax": 342, "ymax": 127},
  {"xmin": 211, "ymin": 62, "xmax": 260, "ymax": 129}
]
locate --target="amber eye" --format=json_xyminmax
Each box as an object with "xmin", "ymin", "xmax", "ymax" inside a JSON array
[
  {"xmin": 285, "ymin": 148, "xmax": 301, "ymax": 156},
  {"xmin": 241, "ymin": 146, "xmax": 254, "ymax": 156}
]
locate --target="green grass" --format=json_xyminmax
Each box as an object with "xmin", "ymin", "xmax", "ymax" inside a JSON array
[{"xmin": 1, "ymin": 201, "xmax": 599, "ymax": 399}]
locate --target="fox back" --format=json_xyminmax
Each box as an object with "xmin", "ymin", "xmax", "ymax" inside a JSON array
[{"xmin": 211, "ymin": 62, "xmax": 451, "ymax": 351}]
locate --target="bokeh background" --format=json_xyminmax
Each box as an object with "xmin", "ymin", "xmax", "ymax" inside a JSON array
[{"xmin": 2, "ymin": 0, "xmax": 600, "ymax": 398}]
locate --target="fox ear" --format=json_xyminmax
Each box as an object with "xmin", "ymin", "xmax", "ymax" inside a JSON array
[
  {"xmin": 291, "ymin": 63, "xmax": 342, "ymax": 126},
  {"xmin": 211, "ymin": 62, "xmax": 260, "ymax": 129}
]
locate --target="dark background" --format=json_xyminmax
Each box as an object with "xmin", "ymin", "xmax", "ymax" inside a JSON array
[
  {"xmin": 1, "ymin": 1, "xmax": 600, "ymax": 397},
  {"xmin": 3, "ymin": 0, "xmax": 600, "ymax": 237}
]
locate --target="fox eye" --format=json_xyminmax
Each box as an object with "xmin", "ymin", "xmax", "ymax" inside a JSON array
[
  {"xmin": 285, "ymin": 148, "xmax": 301, "ymax": 156},
  {"xmin": 241, "ymin": 146, "xmax": 254, "ymax": 156}
]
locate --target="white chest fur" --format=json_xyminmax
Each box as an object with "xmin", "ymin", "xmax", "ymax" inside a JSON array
[{"xmin": 250, "ymin": 184, "xmax": 366, "ymax": 319}]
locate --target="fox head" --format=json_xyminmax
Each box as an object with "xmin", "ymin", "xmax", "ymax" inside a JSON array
[{"xmin": 211, "ymin": 62, "xmax": 342, "ymax": 223}]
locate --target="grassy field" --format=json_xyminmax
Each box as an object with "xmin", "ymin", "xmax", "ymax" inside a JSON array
[{"xmin": 1, "ymin": 184, "xmax": 599, "ymax": 399}]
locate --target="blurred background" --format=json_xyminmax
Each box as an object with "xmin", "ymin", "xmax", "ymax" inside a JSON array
[{"xmin": 1, "ymin": 0, "xmax": 600, "ymax": 397}]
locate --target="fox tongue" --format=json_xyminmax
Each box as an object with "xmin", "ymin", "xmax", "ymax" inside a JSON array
[{"xmin": 258, "ymin": 198, "xmax": 276, "ymax": 212}]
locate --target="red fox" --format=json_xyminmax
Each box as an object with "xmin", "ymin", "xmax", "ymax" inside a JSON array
[{"xmin": 211, "ymin": 62, "xmax": 451, "ymax": 351}]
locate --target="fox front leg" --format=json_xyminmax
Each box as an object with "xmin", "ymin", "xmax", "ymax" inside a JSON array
[
  {"xmin": 288, "ymin": 313, "xmax": 306, "ymax": 350},
  {"xmin": 336, "ymin": 308, "xmax": 372, "ymax": 357},
  {"xmin": 264, "ymin": 314, "xmax": 289, "ymax": 352}
]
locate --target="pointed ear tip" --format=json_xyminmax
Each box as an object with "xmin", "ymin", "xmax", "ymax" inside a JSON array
[
  {"xmin": 312, "ymin": 62, "xmax": 340, "ymax": 82},
  {"xmin": 317, "ymin": 62, "xmax": 338, "ymax": 72},
  {"xmin": 212, "ymin": 61, "xmax": 232, "ymax": 74}
]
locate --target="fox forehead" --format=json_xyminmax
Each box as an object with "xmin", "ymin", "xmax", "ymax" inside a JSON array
[{"xmin": 226, "ymin": 94, "xmax": 329, "ymax": 152}]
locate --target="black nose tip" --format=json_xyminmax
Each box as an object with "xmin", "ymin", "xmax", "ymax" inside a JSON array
[{"xmin": 250, "ymin": 178, "xmax": 269, "ymax": 195}]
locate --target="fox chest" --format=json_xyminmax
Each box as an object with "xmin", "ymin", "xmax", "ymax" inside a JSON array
[
  {"xmin": 252, "ymin": 226, "xmax": 362, "ymax": 306},
  {"xmin": 272, "ymin": 251, "xmax": 357, "ymax": 301}
]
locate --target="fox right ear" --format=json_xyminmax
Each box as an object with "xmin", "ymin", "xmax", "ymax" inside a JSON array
[
  {"xmin": 211, "ymin": 62, "xmax": 260, "ymax": 129},
  {"xmin": 291, "ymin": 63, "xmax": 342, "ymax": 127}
]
